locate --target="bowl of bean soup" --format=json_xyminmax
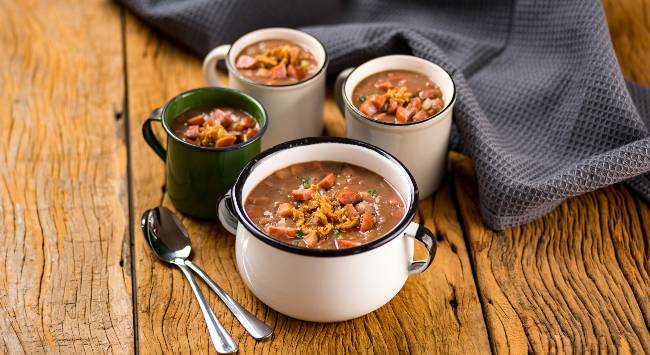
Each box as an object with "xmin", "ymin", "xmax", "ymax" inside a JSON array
[
  {"xmin": 217, "ymin": 137, "xmax": 437, "ymax": 322},
  {"xmin": 335, "ymin": 55, "xmax": 456, "ymax": 199},
  {"xmin": 203, "ymin": 28, "xmax": 327, "ymax": 149}
]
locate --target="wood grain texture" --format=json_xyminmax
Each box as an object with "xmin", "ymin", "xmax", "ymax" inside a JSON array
[
  {"xmin": 0, "ymin": 0, "xmax": 133, "ymax": 353},
  {"xmin": 125, "ymin": 13, "xmax": 490, "ymax": 354},
  {"xmin": 452, "ymin": 152, "xmax": 650, "ymax": 353},
  {"xmin": 449, "ymin": 2, "xmax": 650, "ymax": 353}
]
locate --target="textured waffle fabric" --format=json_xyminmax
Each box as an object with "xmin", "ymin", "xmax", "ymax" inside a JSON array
[{"xmin": 120, "ymin": 0, "xmax": 650, "ymax": 230}]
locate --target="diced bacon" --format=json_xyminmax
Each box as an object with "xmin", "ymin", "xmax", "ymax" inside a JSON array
[
  {"xmin": 235, "ymin": 55, "xmax": 256, "ymax": 69},
  {"xmin": 184, "ymin": 125, "xmax": 199, "ymax": 139},
  {"xmin": 216, "ymin": 135, "xmax": 237, "ymax": 147},
  {"xmin": 359, "ymin": 208, "xmax": 375, "ymax": 232},
  {"xmin": 344, "ymin": 204, "xmax": 359, "ymax": 223},
  {"xmin": 430, "ymin": 98, "xmax": 445, "ymax": 113},
  {"xmin": 204, "ymin": 117, "xmax": 216, "ymax": 126},
  {"xmin": 374, "ymin": 80, "xmax": 393, "ymax": 90},
  {"xmin": 276, "ymin": 203, "xmax": 294, "ymax": 217},
  {"xmin": 287, "ymin": 64, "xmax": 305, "ymax": 80},
  {"xmin": 244, "ymin": 128, "xmax": 258, "ymax": 141},
  {"xmin": 266, "ymin": 226, "xmax": 297, "ymax": 238},
  {"xmin": 374, "ymin": 113, "xmax": 387, "ymax": 121},
  {"xmin": 212, "ymin": 109, "xmax": 233, "ymax": 126},
  {"xmin": 187, "ymin": 115, "xmax": 205, "ymax": 125},
  {"xmin": 396, "ymin": 105, "xmax": 416, "ymax": 122},
  {"xmin": 302, "ymin": 231, "xmax": 319, "ymax": 248},
  {"xmin": 318, "ymin": 173, "xmax": 336, "ymax": 189},
  {"xmin": 337, "ymin": 239, "xmax": 361, "ymax": 248},
  {"xmin": 368, "ymin": 94, "xmax": 387, "ymax": 109},
  {"xmin": 386, "ymin": 99, "xmax": 399, "ymax": 114},
  {"xmin": 409, "ymin": 97, "xmax": 422, "ymax": 110},
  {"xmin": 240, "ymin": 116, "xmax": 257, "ymax": 129},
  {"xmin": 271, "ymin": 64, "xmax": 287, "ymax": 79},
  {"xmin": 336, "ymin": 189, "xmax": 361, "ymax": 205},
  {"xmin": 413, "ymin": 109, "xmax": 429, "ymax": 121},
  {"xmin": 292, "ymin": 188, "xmax": 312, "ymax": 201},
  {"xmin": 419, "ymin": 87, "xmax": 442, "ymax": 100},
  {"xmin": 359, "ymin": 100, "xmax": 378, "ymax": 116}
]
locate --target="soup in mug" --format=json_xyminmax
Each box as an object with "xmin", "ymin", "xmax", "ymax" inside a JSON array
[
  {"xmin": 352, "ymin": 70, "xmax": 444, "ymax": 124},
  {"xmin": 171, "ymin": 106, "xmax": 260, "ymax": 148},
  {"xmin": 244, "ymin": 161, "xmax": 406, "ymax": 249},
  {"xmin": 235, "ymin": 39, "xmax": 319, "ymax": 85}
]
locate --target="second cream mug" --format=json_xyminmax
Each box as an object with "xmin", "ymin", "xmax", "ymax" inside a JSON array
[{"xmin": 203, "ymin": 28, "xmax": 328, "ymax": 149}]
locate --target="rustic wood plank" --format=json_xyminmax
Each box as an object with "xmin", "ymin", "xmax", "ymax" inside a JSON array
[
  {"xmin": 125, "ymin": 14, "xmax": 490, "ymax": 354},
  {"xmin": 451, "ymin": 152, "xmax": 650, "ymax": 353},
  {"xmin": 451, "ymin": 1, "xmax": 650, "ymax": 353},
  {"xmin": 0, "ymin": 0, "xmax": 133, "ymax": 353}
]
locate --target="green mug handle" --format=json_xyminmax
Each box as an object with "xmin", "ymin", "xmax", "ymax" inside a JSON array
[{"xmin": 142, "ymin": 108, "xmax": 167, "ymax": 161}]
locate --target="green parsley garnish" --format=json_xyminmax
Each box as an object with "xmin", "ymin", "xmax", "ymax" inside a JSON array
[
  {"xmin": 334, "ymin": 229, "xmax": 341, "ymax": 236},
  {"xmin": 358, "ymin": 95, "xmax": 367, "ymax": 103},
  {"xmin": 368, "ymin": 189, "xmax": 377, "ymax": 198},
  {"xmin": 295, "ymin": 229, "xmax": 304, "ymax": 239},
  {"xmin": 301, "ymin": 178, "xmax": 311, "ymax": 189}
]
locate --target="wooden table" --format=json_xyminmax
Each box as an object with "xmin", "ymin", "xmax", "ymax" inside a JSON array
[{"xmin": 1, "ymin": 0, "xmax": 648, "ymax": 353}]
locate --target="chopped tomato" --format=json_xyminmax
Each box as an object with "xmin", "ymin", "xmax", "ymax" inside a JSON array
[
  {"xmin": 276, "ymin": 203, "xmax": 294, "ymax": 217},
  {"xmin": 271, "ymin": 64, "xmax": 287, "ymax": 79},
  {"xmin": 396, "ymin": 106, "xmax": 416, "ymax": 122},
  {"xmin": 292, "ymin": 188, "xmax": 312, "ymax": 201},
  {"xmin": 216, "ymin": 135, "xmax": 237, "ymax": 147},
  {"xmin": 187, "ymin": 115, "xmax": 205, "ymax": 125},
  {"xmin": 235, "ymin": 55, "xmax": 256, "ymax": 69},
  {"xmin": 318, "ymin": 173, "xmax": 336, "ymax": 189},
  {"xmin": 266, "ymin": 226, "xmax": 296, "ymax": 238},
  {"xmin": 336, "ymin": 189, "xmax": 361, "ymax": 205}
]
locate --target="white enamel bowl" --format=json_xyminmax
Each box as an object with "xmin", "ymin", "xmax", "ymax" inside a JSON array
[
  {"xmin": 336, "ymin": 55, "xmax": 456, "ymax": 199},
  {"xmin": 218, "ymin": 137, "xmax": 437, "ymax": 322},
  {"xmin": 203, "ymin": 28, "xmax": 327, "ymax": 150}
]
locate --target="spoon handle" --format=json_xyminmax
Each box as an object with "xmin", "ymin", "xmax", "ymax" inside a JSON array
[
  {"xmin": 185, "ymin": 260, "xmax": 273, "ymax": 340},
  {"xmin": 175, "ymin": 261, "xmax": 238, "ymax": 354}
]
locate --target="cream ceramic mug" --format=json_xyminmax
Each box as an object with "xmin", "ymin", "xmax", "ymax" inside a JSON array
[
  {"xmin": 335, "ymin": 55, "xmax": 456, "ymax": 199},
  {"xmin": 203, "ymin": 28, "xmax": 328, "ymax": 150}
]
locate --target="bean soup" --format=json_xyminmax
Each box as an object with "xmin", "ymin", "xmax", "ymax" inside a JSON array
[
  {"xmin": 244, "ymin": 161, "xmax": 406, "ymax": 249},
  {"xmin": 235, "ymin": 39, "xmax": 319, "ymax": 85},
  {"xmin": 171, "ymin": 106, "xmax": 260, "ymax": 148},
  {"xmin": 352, "ymin": 70, "xmax": 444, "ymax": 124}
]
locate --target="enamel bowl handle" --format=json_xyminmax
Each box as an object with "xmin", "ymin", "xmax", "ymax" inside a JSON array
[{"xmin": 404, "ymin": 222, "xmax": 437, "ymax": 274}]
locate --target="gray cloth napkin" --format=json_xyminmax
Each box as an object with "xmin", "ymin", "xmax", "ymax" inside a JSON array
[{"xmin": 119, "ymin": 0, "xmax": 650, "ymax": 230}]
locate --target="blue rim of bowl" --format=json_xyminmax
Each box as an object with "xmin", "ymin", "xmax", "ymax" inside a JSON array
[
  {"xmin": 230, "ymin": 136, "xmax": 419, "ymax": 257},
  {"xmin": 341, "ymin": 57, "xmax": 456, "ymax": 127},
  {"xmin": 160, "ymin": 86, "xmax": 269, "ymax": 152},
  {"xmin": 225, "ymin": 28, "xmax": 329, "ymax": 88}
]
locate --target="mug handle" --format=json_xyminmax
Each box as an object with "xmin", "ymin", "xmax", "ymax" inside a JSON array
[
  {"xmin": 202, "ymin": 44, "xmax": 232, "ymax": 87},
  {"xmin": 334, "ymin": 67, "xmax": 354, "ymax": 115},
  {"xmin": 217, "ymin": 191, "xmax": 238, "ymax": 235},
  {"xmin": 404, "ymin": 222, "xmax": 437, "ymax": 274},
  {"xmin": 142, "ymin": 108, "xmax": 166, "ymax": 161}
]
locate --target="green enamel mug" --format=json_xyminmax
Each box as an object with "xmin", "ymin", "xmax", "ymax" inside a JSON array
[{"xmin": 142, "ymin": 87, "xmax": 268, "ymax": 220}]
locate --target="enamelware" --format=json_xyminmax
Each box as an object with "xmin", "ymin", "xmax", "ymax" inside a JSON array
[
  {"xmin": 335, "ymin": 55, "xmax": 456, "ymax": 199},
  {"xmin": 217, "ymin": 137, "xmax": 437, "ymax": 322},
  {"xmin": 142, "ymin": 87, "xmax": 268, "ymax": 220},
  {"xmin": 203, "ymin": 28, "xmax": 328, "ymax": 149}
]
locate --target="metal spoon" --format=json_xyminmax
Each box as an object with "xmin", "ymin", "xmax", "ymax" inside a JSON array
[
  {"xmin": 141, "ymin": 207, "xmax": 273, "ymax": 341},
  {"xmin": 141, "ymin": 208, "xmax": 237, "ymax": 354}
]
